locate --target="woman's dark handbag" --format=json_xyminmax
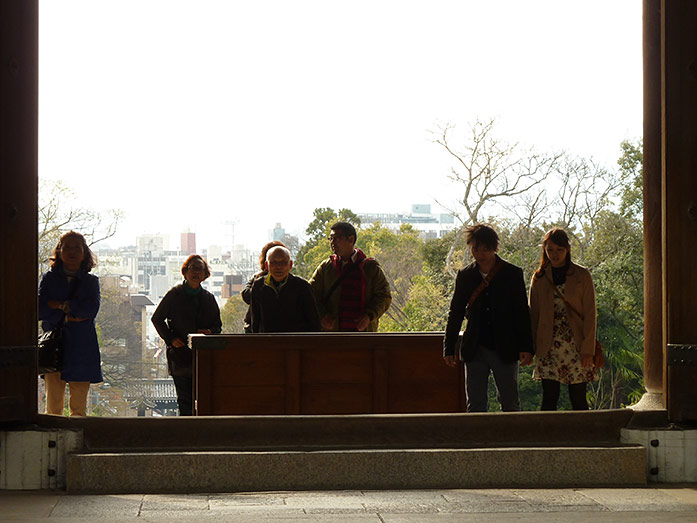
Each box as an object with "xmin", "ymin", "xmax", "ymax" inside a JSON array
[
  {"xmin": 38, "ymin": 326, "xmax": 65, "ymax": 374},
  {"xmin": 167, "ymin": 345, "xmax": 193, "ymax": 377}
]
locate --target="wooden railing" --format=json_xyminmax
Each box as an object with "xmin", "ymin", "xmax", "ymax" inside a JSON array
[{"xmin": 191, "ymin": 333, "xmax": 464, "ymax": 416}]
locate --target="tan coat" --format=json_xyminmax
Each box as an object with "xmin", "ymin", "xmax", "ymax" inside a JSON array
[{"xmin": 529, "ymin": 262, "xmax": 596, "ymax": 359}]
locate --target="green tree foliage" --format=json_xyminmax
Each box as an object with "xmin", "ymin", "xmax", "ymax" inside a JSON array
[
  {"xmin": 359, "ymin": 224, "xmax": 426, "ymax": 330},
  {"xmin": 96, "ymin": 287, "xmax": 144, "ymax": 385},
  {"xmin": 585, "ymin": 140, "xmax": 644, "ymax": 408},
  {"xmin": 221, "ymin": 294, "xmax": 248, "ymax": 334},
  {"xmin": 295, "ymin": 207, "xmax": 361, "ymax": 278}
]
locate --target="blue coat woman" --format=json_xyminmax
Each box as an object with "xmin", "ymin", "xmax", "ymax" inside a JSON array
[{"xmin": 39, "ymin": 231, "xmax": 102, "ymax": 416}]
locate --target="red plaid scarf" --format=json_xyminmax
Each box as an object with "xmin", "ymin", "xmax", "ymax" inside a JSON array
[{"xmin": 332, "ymin": 249, "xmax": 367, "ymax": 331}]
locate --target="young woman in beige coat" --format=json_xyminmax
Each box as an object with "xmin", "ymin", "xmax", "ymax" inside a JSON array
[{"xmin": 529, "ymin": 228, "xmax": 598, "ymax": 410}]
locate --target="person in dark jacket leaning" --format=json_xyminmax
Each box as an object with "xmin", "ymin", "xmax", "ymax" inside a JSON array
[
  {"xmin": 151, "ymin": 254, "xmax": 222, "ymax": 415},
  {"xmin": 250, "ymin": 246, "xmax": 321, "ymax": 332},
  {"xmin": 443, "ymin": 224, "xmax": 534, "ymax": 412}
]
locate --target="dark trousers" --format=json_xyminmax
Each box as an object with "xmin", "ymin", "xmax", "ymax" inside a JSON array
[
  {"xmin": 464, "ymin": 346, "xmax": 520, "ymax": 412},
  {"xmin": 541, "ymin": 379, "xmax": 589, "ymax": 411},
  {"xmin": 173, "ymin": 375, "xmax": 193, "ymax": 416}
]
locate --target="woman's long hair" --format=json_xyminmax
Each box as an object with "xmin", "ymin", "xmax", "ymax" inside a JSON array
[
  {"xmin": 257, "ymin": 241, "xmax": 286, "ymax": 272},
  {"xmin": 533, "ymin": 228, "xmax": 571, "ymax": 281},
  {"xmin": 49, "ymin": 230, "xmax": 96, "ymax": 272}
]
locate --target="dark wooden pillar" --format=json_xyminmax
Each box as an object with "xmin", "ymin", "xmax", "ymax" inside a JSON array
[
  {"xmin": 0, "ymin": 0, "xmax": 39, "ymax": 424},
  {"xmin": 641, "ymin": 0, "xmax": 664, "ymax": 403},
  {"xmin": 661, "ymin": 0, "xmax": 697, "ymax": 422}
]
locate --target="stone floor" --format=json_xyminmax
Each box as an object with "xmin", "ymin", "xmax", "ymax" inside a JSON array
[{"xmin": 2, "ymin": 486, "xmax": 697, "ymax": 522}]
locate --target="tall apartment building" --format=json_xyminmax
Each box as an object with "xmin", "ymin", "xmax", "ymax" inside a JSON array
[
  {"xmin": 181, "ymin": 231, "xmax": 196, "ymax": 255},
  {"xmin": 135, "ymin": 234, "xmax": 170, "ymax": 294}
]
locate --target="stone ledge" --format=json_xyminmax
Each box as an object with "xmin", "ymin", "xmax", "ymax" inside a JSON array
[{"xmin": 67, "ymin": 446, "xmax": 647, "ymax": 494}]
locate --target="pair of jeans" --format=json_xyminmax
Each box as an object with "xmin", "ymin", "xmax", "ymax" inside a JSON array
[
  {"xmin": 173, "ymin": 375, "xmax": 193, "ymax": 416},
  {"xmin": 464, "ymin": 346, "xmax": 520, "ymax": 412}
]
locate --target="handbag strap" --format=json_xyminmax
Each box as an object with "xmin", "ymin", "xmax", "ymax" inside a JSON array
[
  {"xmin": 465, "ymin": 259, "xmax": 504, "ymax": 319},
  {"xmin": 549, "ymin": 275, "xmax": 583, "ymax": 320}
]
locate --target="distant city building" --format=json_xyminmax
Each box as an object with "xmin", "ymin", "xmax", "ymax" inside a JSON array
[
  {"xmin": 207, "ymin": 244, "xmax": 223, "ymax": 261},
  {"xmin": 358, "ymin": 204, "xmax": 456, "ymax": 239},
  {"xmin": 137, "ymin": 233, "xmax": 169, "ymax": 253},
  {"xmin": 180, "ymin": 231, "xmax": 196, "ymax": 255},
  {"xmin": 269, "ymin": 223, "xmax": 285, "ymax": 241},
  {"xmin": 222, "ymin": 273, "xmax": 244, "ymax": 299},
  {"xmin": 149, "ymin": 274, "xmax": 171, "ymax": 302}
]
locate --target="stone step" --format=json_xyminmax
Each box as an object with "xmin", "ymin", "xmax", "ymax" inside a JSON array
[
  {"xmin": 66, "ymin": 445, "xmax": 647, "ymax": 494},
  {"xmin": 41, "ymin": 410, "xmax": 642, "ymax": 452}
]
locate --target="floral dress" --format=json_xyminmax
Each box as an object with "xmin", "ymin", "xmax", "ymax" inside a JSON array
[{"xmin": 533, "ymin": 283, "xmax": 598, "ymax": 384}]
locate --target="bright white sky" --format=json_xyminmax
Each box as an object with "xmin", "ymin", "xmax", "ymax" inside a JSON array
[{"xmin": 39, "ymin": 0, "xmax": 642, "ymax": 252}]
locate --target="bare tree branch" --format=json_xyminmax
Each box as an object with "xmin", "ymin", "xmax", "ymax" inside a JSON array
[{"xmin": 431, "ymin": 119, "xmax": 558, "ymax": 274}]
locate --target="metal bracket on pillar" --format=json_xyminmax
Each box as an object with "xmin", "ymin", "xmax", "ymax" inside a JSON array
[
  {"xmin": 667, "ymin": 345, "xmax": 697, "ymax": 366},
  {"xmin": 666, "ymin": 344, "xmax": 697, "ymax": 422}
]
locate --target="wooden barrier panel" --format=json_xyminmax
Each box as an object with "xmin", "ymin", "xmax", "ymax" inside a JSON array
[{"xmin": 191, "ymin": 333, "xmax": 465, "ymax": 415}]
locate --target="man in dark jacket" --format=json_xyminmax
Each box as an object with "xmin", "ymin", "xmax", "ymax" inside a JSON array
[
  {"xmin": 443, "ymin": 224, "xmax": 534, "ymax": 412},
  {"xmin": 250, "ymin": 246, "xmax": 321, "ymax": 332}
]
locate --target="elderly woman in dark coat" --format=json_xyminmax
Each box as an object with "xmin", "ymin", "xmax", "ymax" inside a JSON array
[
  {"xmin": 241, "ymin": 240, "xmax": 286, "ymax": 332},
  {"xmin": 151, "ymin": 254, "xmax": 222, "ymax": 415},
  {"xmin": 39, "ymin": 230, "xmax": 102, "ymax": 417}
]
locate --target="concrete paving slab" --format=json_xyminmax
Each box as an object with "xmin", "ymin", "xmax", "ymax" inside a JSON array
[
  {"xmin": 656, "ymin": 487, "xmax": 697, "ymax": 507},
  {"xmin": 579, "ymin": 488, "xmax": 694, "ymax": 512},
  {"xmin": 511, "ymin": 488, "xmax": 608, "ymax": 511},
  {"xmin": 0, "ymin": 491, "xmax": 60, "ymax": 519},
  {"xmin": 282, "ymin": 489, "xmax": 367, "ymax": 508},
  {"xmin": 439, "ymin": 488, "xmax": 535, "ymax": 513},
  {"xmin": 382, "ymin": 513, "xmax": 697, "ymax": 523},
  {"xmin": 359, "ymin": 489, "xmax": 448, "ymax": 513},
  {"xmin": 172, "ymin": 516, "xmax": 381, "ymax": 523},
  {"xmin": 2, "ymin": 487, "xmax": 697, "ymax": 521},
  {"xmin": 140, "ymin": 493, "xmax": 209, "ymax": 511},
  {"xmin": 208, "ymin": 492, "xmax": 286, "ymax": 506},
  {"xmin": 208, "ymin": 505, "xmax": 307, "ymax": 517},
  {"xmin": 44, "ymin": 494, "xmax": 143, "ymax": 519},
  {"xmin": 48, "ymin": 493, "xmax": 143, "ymax": 518}
]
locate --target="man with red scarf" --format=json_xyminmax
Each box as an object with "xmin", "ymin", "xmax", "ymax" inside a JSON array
[{"xmin": 309, "ymin": 222, "xmax": 391, "ymax": 332}]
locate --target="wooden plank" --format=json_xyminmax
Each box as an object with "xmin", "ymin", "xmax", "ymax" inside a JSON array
[
  {"xmin": 373, "ymin": 349, "xmax": 388, "ymax": 413},
  {"xmin": 300, "ymin": 383, "xmax": 373, "ymax": 414},
  {"xmin": 301, "ymin": 348, "xmax": 372, "ymax": 383},
  {"xmin": 211, "ymin": 385, "xmax": 286, "ymax": 415},
  {"xmin": 192, "ymin": 334, "xmax": 463, "ymax": 416},
  {"xmin": 285, "ymin": 350, "xmax": 300, "ymax": 414}
]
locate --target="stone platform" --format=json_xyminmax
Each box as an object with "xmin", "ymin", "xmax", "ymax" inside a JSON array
[{"xmin": 22, "ymin": 409, "xmax": 662, "ymax": 494}]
